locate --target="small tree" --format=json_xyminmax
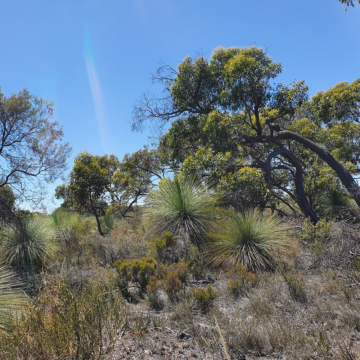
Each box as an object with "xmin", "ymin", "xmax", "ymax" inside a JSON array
[{"xmin": 56, "ymin": 152, "xmax": 111, "ymax": 236}]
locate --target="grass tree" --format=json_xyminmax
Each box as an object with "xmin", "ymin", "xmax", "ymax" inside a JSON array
[
  {"xmin": 207, "ymin": 210, "xmax": 295, "ymax": 272},
  {"xmin": 144, "ymin": 175, "xmax": 218, "ymax": 252},
  {"xmin": 0, "ymin": 266, "xmax": 26, "ymax": 331},
  {"xmin": 2, "ymin": 216, "xmax": 58, "ymax": 275}
]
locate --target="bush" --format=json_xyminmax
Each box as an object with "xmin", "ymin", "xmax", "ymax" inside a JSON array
[
  {"xmin": 2, "ymin": 217, "xmax": 58, "ymax": 275},
  {"xmin": 0, "ymin": 277, "xmax": 125, "ymax": 359},
  {"xmin": 192, "ymin": 285, "xmax": 218, "ymax": 313},
  {"xmin": 149, "ymin": 231, "xmax": 178, "ymax": 264},
  {"xmin": 226, "ymin": 264, "xmax": 259, "ymax": 298},
  {"xmin": 147, "ymin": 261, "xmax": 189, "ymax": 303},
  {"xmin": 186, "ymin": 245, "xmax": 208, "ymax": 280},
  {"xmin": 301, "ymin": 218, "xmax": 332, "ymax": 243},
  {"xmin": 208, "ymin": 209, "xmax": 295, "ymax": 272},
  {"xmin": 282, "ymin": 272, "xmax": 307, "ymax": 304},
  {"xmin": 113, "ymin": 257, "xmax": 158, "ymax": 296}
]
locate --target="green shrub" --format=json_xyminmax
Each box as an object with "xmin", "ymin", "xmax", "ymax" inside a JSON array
[
  {"xmin": 226, "ymin": 264, "xmax": 259, "ymax": 298},
  {"xmin": 208, "ymin": 210, "xmax": 295, "ymax": 272},
  {"xmin": 51, "ymin": 209, "xmax": 95, "ymax": 247},
  {"xmin": 192, "ymin": 285, "xmax": 218, "ymax": 313},
  {"xmin": 0, "ymin": 277, "xmax": 125, "ymax": 359},
  {"xmin": 2, "ymin": 217, "xmax": 58, "ymax": 275},
  {"xmin": 113, "ymin": 257, "xmax": 158, "ymax": 295},
  {"xmin": 301, "ymin": 218, "xmax": 332, "ymax": 243},
  {"xmin": 149, "ymin": 231, "xmax": 178, "ymax": 264}
]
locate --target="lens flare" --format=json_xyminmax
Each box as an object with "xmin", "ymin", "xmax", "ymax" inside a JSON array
[{"xmin": 84, "ymin": 32, "xmax": 108, "ymax": 153}]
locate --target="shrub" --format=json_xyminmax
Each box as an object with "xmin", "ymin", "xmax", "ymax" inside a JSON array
[
  {"xmin": 282, "ymin": 272, "xmax": 307, "ymax": 304},
  {"xmin": 0, "ymin": 277, "xmax": 126, "ymax": 359},
  {"xmin": 301, "ymin": 218, "xmax": 332, "ymax": 243},
  {"xmin": 226, "ymin": 264, "xmax": 259, "ymax": 298},
  {"xmin": 149, "ymin": 231, "xmax": 178, "ymax": 264},
  {"xmin": 51, "ymin": 209, "xmax": 95, "ymax": 247},
  {"xmin": 192, "ymin": 285, "xmax": 218, "ymax": 313},
  {"xmin": 186, "ymin": 245, "xmax": 207, "ymax": 280},
  {"xmin": 2, "ymin": 217, "xmax": 58, "ymax": 275},
  {"xmin": 208, "ymin": 209, "xmax": 295, "ymax": 272},
  {"xmin": 113, "ymin": 257, "xmax": 158, "ymax": 295},
  {"xmin": 144, "ymin": 175, "xmax": 219, "ymax": 250},
  {"xmin": 147, "ymin": 261, "xmax": 189, "ymax": 303}
]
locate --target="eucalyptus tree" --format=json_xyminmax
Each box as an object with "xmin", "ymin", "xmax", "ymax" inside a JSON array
[
  {"xmin": 0, "ymin": 88, "xmax": 71, "ymax": 210},
  {"xmin": 55, "ymin": 147, "xmax": 169, "ymax": 235},
  {"xmin": 132, "ymin": 46, "xmax": 360, "ymax": 223}
]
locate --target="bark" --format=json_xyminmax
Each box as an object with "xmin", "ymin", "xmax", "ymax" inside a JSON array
[
  {"xmin": 93, "ymin": 207, "xmax": 104, "ymax": 236},
  {"xmin": 265, "ymin": 148, "xmax": 320, "ymax": 224},
  {"xmin": 273, "ymin": 130, "xmax": 360, "ymax": 208}
]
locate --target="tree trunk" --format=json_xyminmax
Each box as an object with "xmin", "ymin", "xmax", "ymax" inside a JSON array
[
  {"xmin": 93, "ymin": 207, "xmax": 104, "ymax": 236},
  {"xmin": 274, "ymin": 131, "xmax": 360, "ymax": 208},
  {"xmin": 265, "ymin": 148, "xmax": 320, "ymax": 224}
]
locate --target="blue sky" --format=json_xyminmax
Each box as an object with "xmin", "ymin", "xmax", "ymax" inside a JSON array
[{"xmin": 0, "ymin": 0, "xmax": 359, "ymax": 210}]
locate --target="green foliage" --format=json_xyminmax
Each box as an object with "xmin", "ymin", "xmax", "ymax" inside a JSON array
[
  {"xmin": 51, "ymin": 208, "xmax": 95, "ymax": 250},
  {"xmin": 0, "ymin": 266, "xmax": 26, "ymax": 332},
  {"xmin": 0, "ymin": 277, "xmax": 125, "ymax": 359},
  {"xmin": 144, "ymin": 175, "xmax": 219, "ymax": 248},
  {"xmin": 301, "ymin": 218, "xmax": 332, "ymax": 243},
  {"xmin": 149, "ymin": 231, "xmax": 178, "ymax": 264},
  {"xmin": 192, "ymin": 285, "xmax": 218, "ymax": 313},
  {"xmin": 2, "ymin": 217, "xmax": 58, "ymax": 275},
  {"xmin": 55, "ymin": 152, "xmax": 115, "ymax": 235},
  {"xmin": 282, "ymin": 272, "xmax": 307, "ymax": 304},
  {"xmin": 226, "ymin": 264, "xmax": 259, "ymax": 298},
  {"xmin": 113, "ymin": 257, "xmax": 158, "ymax": 294},
  {"xmin": 208, "ymin": 210, "xmax": 295, "ymax": 272},
  {"xmin": 135, "ymin": 46, "xmax": 360, "ymax": 222}
]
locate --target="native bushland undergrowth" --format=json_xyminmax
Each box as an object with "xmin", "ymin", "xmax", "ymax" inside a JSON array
[
  {"xmin": 1, "ymin": 209, "xmax": 360, "ymax": 359},
  {"xmin": 0, "ymin": 275, "xmax": 126, "ymax": 360}
]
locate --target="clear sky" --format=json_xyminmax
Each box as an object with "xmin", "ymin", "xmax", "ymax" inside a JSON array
[{"xmin": 0, "ymin": 0, "xmax": 359, "ymax": 210}]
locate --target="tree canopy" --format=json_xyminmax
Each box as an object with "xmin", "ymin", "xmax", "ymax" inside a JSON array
[
  {"xmin": 132, "ymin": 46, "xmax": 360, "ymax": 223},
  {"xmin": 0, "ymin": 88, "xmax": 71, "ymax": 209},
  {"xmin": 56, "ymin": 147, "xmax": 170, "ymax": 235}
]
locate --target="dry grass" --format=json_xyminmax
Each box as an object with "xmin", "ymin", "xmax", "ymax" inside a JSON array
[{"xmin": 1, "ymin": 216, "xmax": 360, "ymax": 359}]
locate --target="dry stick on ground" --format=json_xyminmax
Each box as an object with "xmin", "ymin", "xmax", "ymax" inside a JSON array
[{"xmin": 214, "ymin": 315, "xmax": 231, "ymax": 360}]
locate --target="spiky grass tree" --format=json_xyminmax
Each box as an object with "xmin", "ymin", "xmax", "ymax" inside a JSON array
[
  {"xmin": 0, "ymin": 266, "xmax": 26, "ymax": 331},
  {"xmin": 3, "ymin": 217, "xmax": 58, "ymax": 275},
  {"xmin": 144, "ymin": 175, "xmax": 218, "ymax": 251},
  {"xmin": 207, "ymin": 210, "xmax": 295, "ymax": 272},
  {"xmin": 50, "ymin": 208, "xmax": 95, "ymax": 247}
]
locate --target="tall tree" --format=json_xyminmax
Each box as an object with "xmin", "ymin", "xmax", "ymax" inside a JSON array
[
  {"xmin": 0, "ymin": 88, "xmax": 71, "ymax": 209},
  {"xmin": 132, "ymin": 47, "xmax": 360, "ymax": 223}
]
